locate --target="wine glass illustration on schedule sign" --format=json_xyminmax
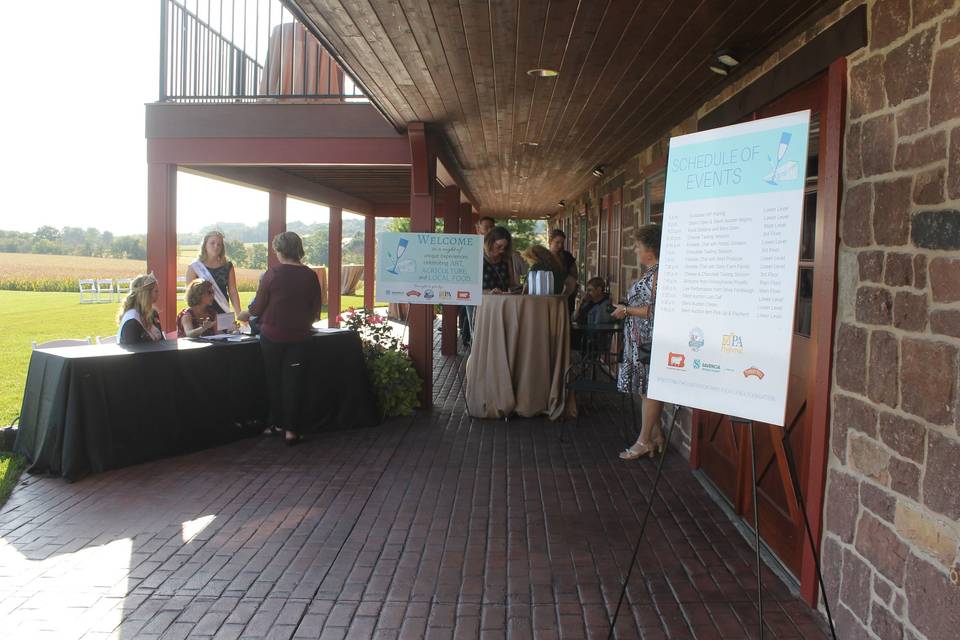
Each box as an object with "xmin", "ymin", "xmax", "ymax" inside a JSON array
[
  {"xmin": 387, "ymin": 238, "xmax": 416, "ymax": 274},
  {"xmin": 764, "ymin": 131, "xmax": 799, "ymax": 186}
]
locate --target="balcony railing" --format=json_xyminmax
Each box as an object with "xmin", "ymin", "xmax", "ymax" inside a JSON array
[{"xmin": 159, "ymin": 0, "xmax": 365, "ymax": 102}]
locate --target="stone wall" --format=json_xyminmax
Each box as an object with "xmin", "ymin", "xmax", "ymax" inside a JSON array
[{"xmin": 821, "ymin": 1, "xmax": 960, "ymax": 638}]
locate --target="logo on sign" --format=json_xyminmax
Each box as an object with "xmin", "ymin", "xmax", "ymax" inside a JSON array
[
  {"xmin": 440, "ymin": 290, "xmax": 452, "ymax": 299},
  {"xmin": 456, "ymin": 291, "xmax": 471, "ymax": 300},
  {"xmin": 693, "ymin": 359, "xmax": 721, "ymax": 372},
  {"xmin": 406, "ymin": 289, "xmax": 422, "ymax": 297},
  {"xmin": 743, "ymin": 367, "xmax": 765, "ymax": 379},
  {"xmin": 667, "ymin": 353, "xmax": 686, "ymax": 368},
  {"xmin": 688, "ymin": 327, "xmax": 704, "ymax": 352},
  {"xmin": 722, "ymin": 333, "xmax": 744, "ymax": 353}
]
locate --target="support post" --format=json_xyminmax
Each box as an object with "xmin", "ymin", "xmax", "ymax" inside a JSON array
[
  {"xmin": 147, "ymin": 163, "xmax": 177, "ymax": 331},
  {"xmin": 408, "ymin": 123, "xmax": 435, "ymax": 407},
  {"xmin": 458, "ymin": 202, "xmax": 473, "ymax": 234},
  {"xmin": 267, "ymin": 190, "xmax": 287, "ymax": 268},
  {"xmin": 328, "ymin": 206, "xmax": 343, "ymax": 328},
  {"xmin": 364, "ymin": 215, "xmax": 376, "ymax": 311},
  {"xmin": 440, "ymin": 185, "xmax": 460, "ymax": 356}
]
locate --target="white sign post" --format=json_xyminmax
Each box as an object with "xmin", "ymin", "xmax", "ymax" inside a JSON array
[{"xmin": 646, "ymin": 110, "xmax": 810, "ymax": 426}]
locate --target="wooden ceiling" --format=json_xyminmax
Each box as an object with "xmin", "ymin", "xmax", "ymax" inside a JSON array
[
  {"xmin": 289, "ymin": 0, "xmax": 842, "ymax": 218},
  {"xmin": 280, "ymin": 166, "xmax": 412, "ymax": 206}
]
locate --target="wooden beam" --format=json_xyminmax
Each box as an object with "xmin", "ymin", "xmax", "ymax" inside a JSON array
[
  {"xmin": 328, "ymin": 207, "xmax": 343, "ymax": 328},
  {"xmin": 364, "ymin": 216, "xmax": 376, "ymax": 310},
  {"xmin": 408, "ymin": 123, "xmax": 435, "ymax": 407},
  {"xmin": 458, "ymin": 202, "xmax": 473, "ymax": 234},
  {"xmin": 148, "ymin": 137, "xmax": 411, "ymax": 166},
  {"xmin": 181, "ymin": 165, "xmax": 374, "ymax": 215},
  {"xmin": 373, "ymin": 204, "xmax": 413, "ymax": 217},
  {"xmin": 440, "ymin": 184, "xmax": 460, "ymax": 356},
  {"xmin": 267, "ymin": 192, "xmax": 287, "ymax": 269},
  {"xmin": 147, "ymin": 163, "xmax": 178, "ymax": 332}
]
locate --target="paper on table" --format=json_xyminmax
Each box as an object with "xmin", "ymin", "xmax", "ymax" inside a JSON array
[{"xmin": 216, "ymin": 312, "xmax": 235, "ymax": 332}]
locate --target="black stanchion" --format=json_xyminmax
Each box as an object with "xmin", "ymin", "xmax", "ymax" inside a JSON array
[{"xmin": 607, "ymin": 404, "xmax": 681, "ymax": 640}]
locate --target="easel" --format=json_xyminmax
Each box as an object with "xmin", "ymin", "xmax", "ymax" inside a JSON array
[{"xmin": 607, "ymin": 414, "xmax": 838, "ymax": 640}]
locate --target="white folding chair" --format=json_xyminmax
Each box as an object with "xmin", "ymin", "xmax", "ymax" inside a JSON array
[
  {"xmin": 33, "ymin": 337, "xmax": 93, "ymax": 349},
  {"xmin": 177, "ymin": 275, "xmax": 187, "ymax": 295},
  {"xmin": 96, "ymin": 278, "xmax": 115, "ymax": 303},
  {"xmin": 115, "ymin": 278, "xmax": 132, "ymax": 298},
  {"xmin": 96, "ymin": 335, "xmax": 118, "ymax": 345},
  {"xmin": 78, "ymin": 279, "xmax": 97, "ymax": 304}
]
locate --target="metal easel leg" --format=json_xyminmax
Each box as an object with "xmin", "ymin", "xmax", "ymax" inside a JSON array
[
  {"xmin": 747, "ymin": 420, "xmax": 764, "ymax": 640},
  {"xmin": 781, "ymin": 428, "xmax": 839, "ymax": 640},
  {"xmin": 607, "ymin": 403, "xmax": 680, "ymax": 640}
]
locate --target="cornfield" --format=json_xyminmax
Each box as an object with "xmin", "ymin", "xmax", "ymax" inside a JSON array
[{"xmin": 0, "ymin": 253, "xmax": 263, "ymax": 292}]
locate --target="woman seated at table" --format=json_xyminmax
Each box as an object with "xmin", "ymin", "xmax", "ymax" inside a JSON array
[
  {"xmin": 185, "ymin": 230, "xmax": 243, "ymax": 316},
  {"xmin": 238, "ymin": 232, "xmax": 322, "ymax": 445},
  {"xmin": 177, "ymin": 279, "xmax": 217, "ymax": 338},
  {"xmin": 116, "ymin": 273, "xmax": 164, "ymax": 345},
  {"xmin": 482, "ymin": 226, "xmax": 519, "ymax": 294},
  {"xmin": 520, "ymin": 244, "xmax": 568, "ymax": 295}
]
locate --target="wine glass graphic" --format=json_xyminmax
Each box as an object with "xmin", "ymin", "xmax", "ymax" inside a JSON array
[
  {"xmin": 387, "ymin": 238, "xmax": 408, "ymax": 274},
  {"xmin": 765, "ymin": 132, "xmax": 792, "ymax": 185}
]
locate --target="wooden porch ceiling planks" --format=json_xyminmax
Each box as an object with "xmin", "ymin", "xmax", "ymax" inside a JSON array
[
  {"xmin": 291, "ymin": 0, "xmax": 843, "ymax": 218},
  {"xmin": 278, "ymin": 165, "xmax": 413, "ymax": 206}
]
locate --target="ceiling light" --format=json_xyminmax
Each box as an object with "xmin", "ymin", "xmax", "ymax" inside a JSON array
[
  {"xmin": 716, "ymin": 49, "xmax": 740, "ymax": 67},
  {"xmin": 592, "ymin": 165, "xmax": 605, "ymax": 178},
  {"xmin": 708, "ymin": 65, "xmax": 729, "ymax": 76},
  {"xmin": 521, "ymin": 141, "xmax": 539, "ymax": 147},
  {"xmin": 558, "ymin": 200, "xmax": 565, "ymax": 207},
  {"xmin": 526, "ymin": 68, "xmax": 558, "ymax": 78},
  {"xmin": 511, "ymin": 208, "xmax": 519, "ymax": 212}
]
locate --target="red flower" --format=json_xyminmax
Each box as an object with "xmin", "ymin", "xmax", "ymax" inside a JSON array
[{"xmin": 334, "ymin": 314, "xmax": 343, "ymax": 323}]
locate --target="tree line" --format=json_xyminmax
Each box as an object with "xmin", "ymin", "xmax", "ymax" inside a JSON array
[{"xmin": 0, "ymin": 226, "xmax": 148, "ymax": 260}]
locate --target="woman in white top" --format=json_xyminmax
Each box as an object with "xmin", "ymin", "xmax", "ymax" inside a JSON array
[
  {"xmin": 185, "ymin": 231, "xmax": 242, "ymax": 315},
  {"xmin": 117, "ymin": 273, "xmax": 164, "ymax": 345}
]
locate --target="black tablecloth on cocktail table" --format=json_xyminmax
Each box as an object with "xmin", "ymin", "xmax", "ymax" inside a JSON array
[{"xmin": 14, "ymin": 332, "xmax": 378, "ymax": 481}]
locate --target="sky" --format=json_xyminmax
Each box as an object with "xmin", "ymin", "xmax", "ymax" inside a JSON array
[{"xmin": 0, "ymin": 0, "xmax": 350, "ymax": 237}]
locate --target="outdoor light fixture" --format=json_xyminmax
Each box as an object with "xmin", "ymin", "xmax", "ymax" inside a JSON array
[
  {"xmin": 709, "ymin": 49, "xmax": 739, "ymax": 76},
  {"xmin": 558, "ymin": 200, "xmax": 566, "ymax": 207},
  {"xmin": 521, "ymin": 141, "xmax": 540, "ymax": 147},
  {"xmin": 592, "ymin": 165, "xmax": 606, "ymax": 178},
  {"xmin": 526, "ymin": 68, "xmax": 559, "ymax": 77}
]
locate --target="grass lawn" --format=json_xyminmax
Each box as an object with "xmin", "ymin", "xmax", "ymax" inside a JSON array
[
  {"xmin": 0, "ymin": 290, "xmax": 381, "ymax": 425},
  {"xmin": 0, "ymin": 452, "xmax": 27, "ymax": 508}
]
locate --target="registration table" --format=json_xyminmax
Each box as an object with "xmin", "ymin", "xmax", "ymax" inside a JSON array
[
  {"xmin": 15, "ymin": 332, "xmax": 379, "ymax": 481},
  {"xmin": 465, "ymin": 294, "xmax": 574, "ymax": 420}
]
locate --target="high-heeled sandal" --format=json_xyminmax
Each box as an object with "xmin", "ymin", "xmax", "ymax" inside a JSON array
[
  {"xmin": 619, "ymin": 441, "xmax": 656, "ymax": 460},
  {"xmin": 653, "ymin": 433, "xmax": 666, "ymax": 456}
]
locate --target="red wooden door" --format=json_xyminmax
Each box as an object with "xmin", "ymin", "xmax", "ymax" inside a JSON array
[{"xmin": 693, "ymin": 70, "xmax": 840, "ymax": 587}]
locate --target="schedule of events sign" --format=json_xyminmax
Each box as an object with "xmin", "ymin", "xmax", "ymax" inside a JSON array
[
  {"xmin": 376, "ymin": 232, "xmax": 483, "ymax": 306},
  {"xmin": 646, "ymin": 110, "xmax": 810, "ymax": 426}
]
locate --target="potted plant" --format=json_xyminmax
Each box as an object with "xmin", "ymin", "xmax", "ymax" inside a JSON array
[{"xmin": 337, "ymin": 308, "xmax": 422, "ymax": 418}]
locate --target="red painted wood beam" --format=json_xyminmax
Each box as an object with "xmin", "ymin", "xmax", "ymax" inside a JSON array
[
  {"xmin": 267, "ymin": 191, "xmax": 287, "ymax": 269},
  {"xmin": 364, "ymin": 215, "xmax": 375, "ymax": 310},
  {"xmin": 147, "ymin": 163, "xmax": 178, "ymax": 331},
  {"xmin": 407, "ymin": 123, "xmax": 435, "ymax": 408},
  {"xmin": 440, "ymin": 185, "xmax": 460, "ymax": 356},
  {"xmin": 148, "ymin": 137, "xmax": 410, "ymax": 166},
  {"xmin": 328, "ymin": 206, "xmax": 343, "ymax": 328},
  {"xmin": 373, "ymin": 204, "xmax": 413, "ymax": 218},
  {"xmin": 458, "ymin": 202, "xmax": 473, "ymax": 234}
]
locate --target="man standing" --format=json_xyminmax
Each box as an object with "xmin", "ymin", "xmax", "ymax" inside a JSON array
[
  {"xmin": 549, "ymin": 229, "xmax": 578, "ymax": 315},
  {"xmin": 460, "ymin": 216, "xmax": 497, "ymax": 348}
]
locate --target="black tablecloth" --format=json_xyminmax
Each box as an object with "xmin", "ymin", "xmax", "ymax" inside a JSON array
[{"xmin": 14, "ymin": 332, "xmax": 379, "ymax": 481}]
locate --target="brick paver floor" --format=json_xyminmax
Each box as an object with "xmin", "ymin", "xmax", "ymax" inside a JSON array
[{"xmin": 0, "ymin": 344, "xmax": 831, "ymax": 639}]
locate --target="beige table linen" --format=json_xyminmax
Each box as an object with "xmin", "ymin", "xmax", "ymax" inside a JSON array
[
  {"xmin": 465, "ymin": 294, "xmax": 574, "ymax": 421},
  {"xmin": 341, "ymin": 265, "xmax": 364, "ymax": 295}
]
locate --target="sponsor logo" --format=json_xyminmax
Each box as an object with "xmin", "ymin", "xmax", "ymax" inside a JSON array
[
  {"xmin": 440, "ymin": 290, "xmax": 452, "ymax": 299},
  {"xmin": 693, "ymin": 359, "xmax": 721, "ymax": 372},
  {"xmin": 456, "ymin": 291, "xmax": 471, "ymax": 300},
  {"xmin": 423, "ymin": 290, "xmax": 435, "ymax": 299},
  {"xmin": 667, "ymin": 352, "xmax": 686, "ymax": 368},
  {"xmin": 743, "ymin": 367, "xmax": 765, "ymax": 379},
  {"xmin": 406, "ymin": 289, "xmax": 422, "ymax": 297},
  {"xmin": 722, "ymin": 333, "xmax": 744, "ymax": 353},
  {"xmin": 688, "ymin": 327, "xmax": 705, "ymax": 352}
]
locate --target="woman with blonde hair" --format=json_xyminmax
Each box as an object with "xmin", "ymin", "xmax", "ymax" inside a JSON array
[
  {"xmin": 177, "ymin": 279, "xmax": 217, "ymax": 338},
  {"xmin": 116, "ymin": 273, "xmax": 164, "ymax": 345},
  {"xmin": 185, "ymin": 230, "xmax": 242, "ymax": 315},
  {"xmin": 521, "ymin": 244, "xmax": 572, "ymax": 296}
]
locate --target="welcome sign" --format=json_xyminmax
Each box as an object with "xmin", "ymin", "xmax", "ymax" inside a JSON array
[
  {"xmin": 646, "ymin": 111, "xmax": 810, "ymax": 426},
  {"xmin": 376, "ymin": 232, "xmax": 483, "ymax": 306}
]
